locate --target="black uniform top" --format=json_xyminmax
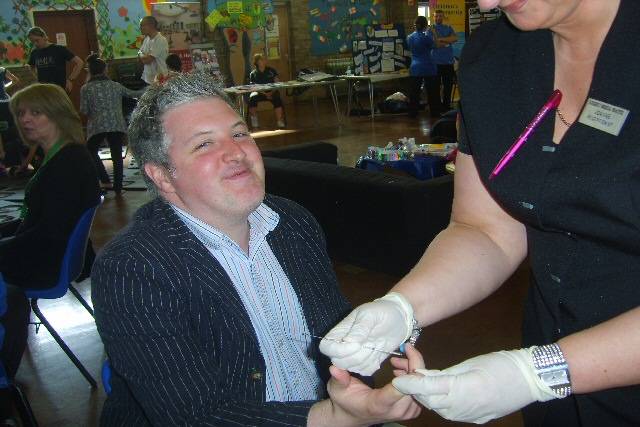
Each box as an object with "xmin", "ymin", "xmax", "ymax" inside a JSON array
[
  {"xmin": 28, "ymin": 44, "xmax": 75, "ymax": 88},
  {"xmin": 458, "ymin": 1, "xmax": 640, "ymax": 425},
  {"xmin": 249, "ymin": 66, "xmax": 278, "ymax": 85},
  {"xmin": 0, "ymin": 143, "xmax": 100, "ymax": 288}
]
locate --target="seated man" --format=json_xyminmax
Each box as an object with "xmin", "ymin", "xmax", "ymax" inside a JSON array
[
  {"xmin": 248, "ymin": 53, "xmax": 285, "ymax": 129},
  {"xmin": 92, "ymin": 70, "xmax": 420, "ymax": 426}
]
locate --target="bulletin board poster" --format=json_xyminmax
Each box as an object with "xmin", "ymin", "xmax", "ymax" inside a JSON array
[
  {"xmin": 351, "ymin": 23, "xmax": 409, "ymax": 75},
  {"xmin": 152, "ymin": 2, "xmax": 203, "ymax": 50},
  {"xmin": 206, "ymin": 0, "xmax": 274, "ymax": 30},
  {"xmin": 309, "ymin": 0, "xmax": 383, "ymax": 56},
  {"xmin": 430, "ymin": 0, "xmax": 466, "ymax": 58}
]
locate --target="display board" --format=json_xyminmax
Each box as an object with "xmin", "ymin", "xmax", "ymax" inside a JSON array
[
  {"xmin": 151, "ymin": 2, "xmax": 204, "ymax": 50},
  {"xmin": 351, "ymin": 23, "xmax": 408, "ymax": 75},
  {"xmin": 467, "ymin": 5, "xmax": 501, "ymax": 35},
  {"xmin": 308, "ymin": 0, "xmax": 383, "ymax": 56}
]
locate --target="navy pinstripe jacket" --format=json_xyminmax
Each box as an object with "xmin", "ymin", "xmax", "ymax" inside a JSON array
[{"xmin": 92, "ymin": 195, "xmax": 351, "ymax": 426}]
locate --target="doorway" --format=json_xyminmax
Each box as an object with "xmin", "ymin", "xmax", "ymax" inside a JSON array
[{"xmin": 33, "ymin": 9, "xmax": 99, "ymax": 111}]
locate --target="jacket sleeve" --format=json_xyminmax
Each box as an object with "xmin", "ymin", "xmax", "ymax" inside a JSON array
[{"xmin": 92, "ymin": 244, "xmax": 317, "ymax": 427}]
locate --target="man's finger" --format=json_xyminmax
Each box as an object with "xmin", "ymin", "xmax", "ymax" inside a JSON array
[
  {"xmin": 392, "ymin": 372, "xmax": 452, "ymax": 396},
  {"xmin": 329, "ymin": 365, "xmax": 351, "ymax": 387},
  {"xmin": 403, "ymin": 344, "xmax": 425, "ymax": 372}
]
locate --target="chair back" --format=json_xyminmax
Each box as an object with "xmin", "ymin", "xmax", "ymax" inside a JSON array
[
  {"xmin": 0, "ymin": 274, "xmax": 8, "ymax": 387},
  {"xmin": 24, "ymin": 196, "xmax": 103, "ymax": 300}
]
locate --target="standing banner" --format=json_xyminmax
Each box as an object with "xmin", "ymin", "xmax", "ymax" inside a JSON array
[{"xmin": 430, "ymin": 0, "xmax": 465, "ymax": 58}]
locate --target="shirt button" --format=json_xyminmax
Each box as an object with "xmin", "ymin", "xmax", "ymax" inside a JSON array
[
  {"xmin": 550, "ymin": 274, "xmax": 561, "ymax": 283},
  {"xmin": 519, "ymin": 201, "xmax": 534, "ymax": 210}
]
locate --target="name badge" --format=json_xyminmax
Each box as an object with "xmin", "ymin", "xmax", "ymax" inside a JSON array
[{"xmin": 578, "ymin": 98, "xmax": 629, "ymax": 136}]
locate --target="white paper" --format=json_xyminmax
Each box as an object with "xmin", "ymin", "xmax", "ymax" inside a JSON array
[
  {"xmin": 363, "ymin": 48, "xmax": 375, "ymax": 55},
  {"xmin": 383, "ymin": 41, "xmax": 394, "ymax": 52},
  {"xmin": 368, "ymin": 40, "xmax": 382, "ymax": 46},
  {"xmin": 382, "ymin": 58, "xmax": 395, "ymax": 72},
  {"xmin": 369, "ymin": 53, "xmax": 381, "ymax": 62},
  {"xmin": 354, "ymin": 54, "xmax": 363, "ymax": 66},
  {"xmin": 370, "ymin": 63, "xmax": 381, "ymax": 73},
  {"xmin": 388, "ymin": 29, "xmax": 398, "ymax": 37},
  {"xmin": 395, "ymin": 60, "xmax": 406, "ymax": 68},
  {"xmin": 395, "ymin": 44, "xmax": 404, "ymax": 56},
  {"xmin": 358, "ymin": 40, "xmax": 367, "ymax": 50},
  {"xmin": 355, "ymin": 65, "xmax": 363, "ymax": 75},
  {"xmin": 56, "ymin": 33, "xmax": 67, "ymax": 46},
  {"xmin": 375, "ymin": 30, "xmax": 388, "ymax": 37},
  {"xmin": 393, "ymin": 54, "xmax": 405, "ymax": 61}
]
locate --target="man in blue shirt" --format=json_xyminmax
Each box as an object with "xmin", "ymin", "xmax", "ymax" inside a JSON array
[
  {"xmin": 432, "ymin": 10, "xmax": 458, "ymax": 113},
  {"xmin": 406, "ymin": 16, "xmax": 438, "ymax": 118}
]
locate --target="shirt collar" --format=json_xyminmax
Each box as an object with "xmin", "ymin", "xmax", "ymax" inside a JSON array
[{"xmin": 171, "ymin": 202, "xmax": 280, "ymax": 254}]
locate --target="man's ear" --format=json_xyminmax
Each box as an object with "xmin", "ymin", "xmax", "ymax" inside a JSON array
[{"xmin": 144, "ymin": 163, "xmax": 176, "ymax": 195}]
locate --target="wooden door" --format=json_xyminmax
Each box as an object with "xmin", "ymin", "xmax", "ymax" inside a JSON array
[
  {"xmin": 33, "ymin": 10, "xmax": 99, "ymax": 111},
  {"xmin": 265, "ymin": 4, "xmax": 292, "ymax": 83}
]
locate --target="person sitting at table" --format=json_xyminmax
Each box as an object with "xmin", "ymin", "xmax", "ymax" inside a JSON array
[
  {"xmin": 248, "ymin": 53, "xmax": 285, "ymax": 129},
  {"xmin": 91, "ymin": 70, "xmax": 420, "ymax": 426},
  {"xmin": 0, "ymin": 83, "xmax": 101, "ymax": 424},
  {"xmin": 80, "ymin": 53, "xmax": 145, "ymax": 195}
]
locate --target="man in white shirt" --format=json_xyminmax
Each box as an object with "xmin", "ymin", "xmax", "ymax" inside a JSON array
[{"xmin": 137, "ymin": 16, "xmax": 168, "ymax": 84}]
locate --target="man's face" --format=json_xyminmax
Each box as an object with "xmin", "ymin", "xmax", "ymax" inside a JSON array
[
  {"xmin": 157, "ymin": 98, "xmax": 265, "ymax": 226},
  {"xmin": 435, "ymin": 12, "xmax": 444, "ymax": 24},
  {"xmin": 28, "ymin": 34, "xmax": 48, "ymax": 49},
  {"xmin": 139, "ymin": 20, "xmax": 153, "ymax": 36}
]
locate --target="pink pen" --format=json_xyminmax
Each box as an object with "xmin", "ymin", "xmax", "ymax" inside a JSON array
[{"xmin": 489, "ymin": 89, "xmax": 563, "ymax": 179}]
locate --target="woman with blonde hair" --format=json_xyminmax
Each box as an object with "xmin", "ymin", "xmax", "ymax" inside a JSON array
[{"xmin": 0, "ymin": 84, "xmax": 100, "ymax": 424}]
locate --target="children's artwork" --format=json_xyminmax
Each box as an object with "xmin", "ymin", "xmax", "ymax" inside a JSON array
[
  {"xmin": 308, "ymin": 0, "xmax": 383, "ymax": 55},
  {"xmin": 206, "ymin": 0, "xmax": 273, "ymax": 30}
]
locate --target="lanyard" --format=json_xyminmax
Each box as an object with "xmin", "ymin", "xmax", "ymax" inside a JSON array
[{"xmin": 20, "ymin": 140, "xmax": 65, "ymax": 219}]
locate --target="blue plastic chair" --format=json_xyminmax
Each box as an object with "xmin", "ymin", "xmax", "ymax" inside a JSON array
[
  {"xmin": 24, "ymin": 196, "xmax": 103, "ymax": 387},
  {"xmin": 101, "ymin": 359, "xmax": 112, "ymax": 395},
  {"xmin": 1, "ymin": 274, "xmax": 39, "ymax": 426}
]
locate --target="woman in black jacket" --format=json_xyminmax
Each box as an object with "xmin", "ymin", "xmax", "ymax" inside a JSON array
[{"xmin": 0, "ymin": 84, "xmax": 100, "ymax": 424}]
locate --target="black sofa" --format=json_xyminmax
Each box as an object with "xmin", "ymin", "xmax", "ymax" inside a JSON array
[{"xmin": 262, "ymin": 142, "xmax": 454, "ymax": 276}]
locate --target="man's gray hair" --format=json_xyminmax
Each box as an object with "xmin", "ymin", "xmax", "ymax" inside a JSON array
[{"xmin": 128, "ymin": 69, "xmax": 238, "ymax": 196}]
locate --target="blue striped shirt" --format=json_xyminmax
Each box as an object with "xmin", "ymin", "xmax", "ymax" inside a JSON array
[{"xmin": 171, "ymin": 203, "xmax": 323, "ymax": 402}]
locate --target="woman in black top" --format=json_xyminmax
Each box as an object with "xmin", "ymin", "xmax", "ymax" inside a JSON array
[
  {"xmin": 320, "ymin": 1, "xmax": 640, "ymax": 426},
  {"xmin": 0, "ymin": 83, "xmax": 100, "ymax": 423}
]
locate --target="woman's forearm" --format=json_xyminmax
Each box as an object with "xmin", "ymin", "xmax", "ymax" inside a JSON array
[
  {"xmin": 393, "ymin": 221, "xmax": 527, "ymax": 327},
  {"xmin": 559, "ymin": 306, "xmax": 640, "ymax": 393}
]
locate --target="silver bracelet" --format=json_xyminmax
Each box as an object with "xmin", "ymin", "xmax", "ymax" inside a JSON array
[
  {"xmin": 531, "ymin": 343, "xmax": 572, "ymax": 398},
  {"xmin": 408, "ymin": 318, "xmax": 422, "ymax": 346}
]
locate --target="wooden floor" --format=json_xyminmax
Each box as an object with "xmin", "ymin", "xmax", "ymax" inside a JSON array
[{"xmin": 16, "ymin": 99, "xmax": 526, "ymax": 427}]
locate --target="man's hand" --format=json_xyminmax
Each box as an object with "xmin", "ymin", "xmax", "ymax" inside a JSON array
[
  {"xmin": 319, "ymin": 292, "xmax": 414, "ymax": 376},
  {"xmin": 307, "ymin": 366, "xmax": 421, "ymax": 427},
  {"xmin": 65, "ymin": 79, "xmax": 73, "ymax": 93},
  {"xmin": 392, "ymin": 349, "xmax": 559, "ymax": 424}
]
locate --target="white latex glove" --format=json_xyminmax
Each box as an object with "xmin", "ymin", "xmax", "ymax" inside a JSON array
[
  {"xmin": 319, "ymin": 292, "xmax": 415, "ymax": 376},
  {"xmin": 392, "ymin": 348, "xmax": 559, "ymax": 424}
]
